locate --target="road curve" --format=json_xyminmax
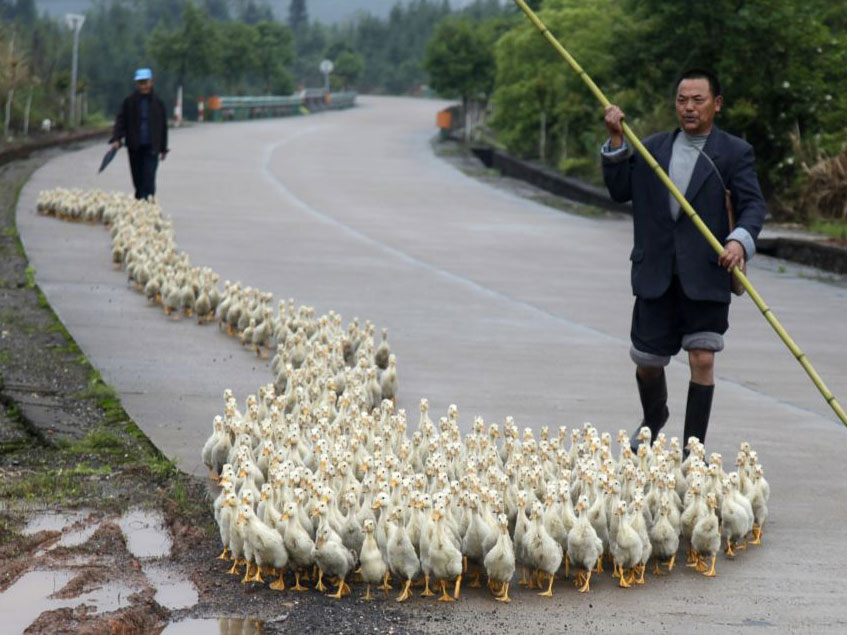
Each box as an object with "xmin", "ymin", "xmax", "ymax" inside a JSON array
[{"xmin": 17, "ymin": 96, "xmax": 847, "ymax": 631}]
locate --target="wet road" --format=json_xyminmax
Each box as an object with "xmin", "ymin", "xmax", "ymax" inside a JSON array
[{"xmin": 17, "ymin": 96, "xmax": 847, "ymax": 632}]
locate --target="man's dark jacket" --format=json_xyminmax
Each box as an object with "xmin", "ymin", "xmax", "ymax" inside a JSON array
[
  {"xmin": 110, "ymin": 90, "xmax": 168, "ymax": 154},
  {"xmin": 603, "ymin": 126, "xmax": 766, "ymax": 304}
]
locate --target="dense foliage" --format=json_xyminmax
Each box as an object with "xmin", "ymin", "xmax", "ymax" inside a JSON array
[{"xmin": 424, "ymin": 0, "xmax": 847, "ymax": 216}]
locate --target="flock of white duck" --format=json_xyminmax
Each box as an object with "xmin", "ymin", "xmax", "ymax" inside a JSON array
[{"xmin": 37, "ymin": 188, "xmax": 770, "ymax": 604}]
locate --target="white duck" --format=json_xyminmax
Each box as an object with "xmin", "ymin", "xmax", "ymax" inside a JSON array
[
  {"xmin": 387, "ymin": 506, "xmax": 421, "ymax": 602},
  {"xmin": 461, "ymin": 493, "xmax": 491, "ymax": 588},
  {"xmin": 720, "ymin": 474, "xmax": 753, "ymax": 558},
  {"xmin": 567, "ymin": 495, "xmax": 603, "ymax": 593},
  {"xmin": 629, "ymin": 495, "xmax": 652, "ymax": 585},
  {"xmin": 748, "ymin": 464, "xmax": 769, "ymax": 545},
  {"xmin": 281, "ymin": 501, "xmax": 315, "ymax": 591},
  {"xmin": 483, "ymin": 513, "xmax": 515, "ymax": 603},
  {"xmin": 523, "ymin": 502, "xmax": 562, "ymax": 597},
  {"xmin": 611, "ymin": 500, "xmax": 642, "ymax": 588},
  {"xmin": 311, "ymin": 506, "xmax": 356, "ymax": 599},
  {"xmin": 359, "ymin": 519, "xmax": 387, "ymax": 601},
  {"xmin": 428, "ymin": 502, "xmax": 463, "ymax": 602},
  {"xmin": 237, "ymin": 504, "xmax": 289, "ymax": 589},
  {"xmin": 649, "ymin": 495, "xmax": 680, "ymax": 575},
  {"xmin": 691, "ymin": 492, "xmax": 721, "ymax": 577}
]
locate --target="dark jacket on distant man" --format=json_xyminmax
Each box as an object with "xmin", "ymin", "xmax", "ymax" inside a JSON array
[{"xmin": 110, "ymin": 90, "xmax": 168, "ymax": 154}]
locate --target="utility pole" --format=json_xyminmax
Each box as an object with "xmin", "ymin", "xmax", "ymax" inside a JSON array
[{"xmin": 65, "ymin": 13, "xmax": 85, "ymax": 127}]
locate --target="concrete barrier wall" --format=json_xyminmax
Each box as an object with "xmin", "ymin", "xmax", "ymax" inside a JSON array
[{"xmin": 470, "ymin": 145, "xmax": 631, "ymax": 214}]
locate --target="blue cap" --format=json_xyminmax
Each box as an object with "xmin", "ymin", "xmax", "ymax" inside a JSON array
[{"xmin": 134, "ymin": 68, "xmax": 153, "ymax": 81}]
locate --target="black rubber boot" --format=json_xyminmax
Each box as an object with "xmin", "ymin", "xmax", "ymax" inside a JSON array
[
  {"xmin": 682, "ymin": 382, "xmax": 715, "ymax": 458},
  {"xmin": 629, "ymin": 370, "xmax": 669, "ymax": 452}
]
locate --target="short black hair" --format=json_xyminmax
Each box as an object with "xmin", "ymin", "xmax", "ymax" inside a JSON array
[{"xmin": 675, "ymin": 69, "xmax": 721, "ymax": 98}]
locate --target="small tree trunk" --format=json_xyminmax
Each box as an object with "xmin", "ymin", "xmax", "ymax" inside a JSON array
[
  {"xmin": 539, "ymin": 110, "xmax": 546, "ymax": 162},
  {"xmin": 4, "ymin": 32, "xmax": 15, "ymax": 137},
  {"xmin": 4, "ymin": 88, "xmax": 14, "ymax": 138},
  {"xmin": 23, "ymin": 91, "xmax": 32, "ymax": 135}
]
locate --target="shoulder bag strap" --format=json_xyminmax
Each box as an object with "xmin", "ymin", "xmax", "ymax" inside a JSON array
[{"xmin": 692, "ymin": 145, "xmax": 735, "ymax": 231}]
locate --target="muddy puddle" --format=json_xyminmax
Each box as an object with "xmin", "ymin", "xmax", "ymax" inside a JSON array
[
  {"xmin": 22, "ymin": 510, "xmax": 90, "ymax": 535},
  {"xmin": 5, "ymin": 507, "xmax": 200, "ymax": 632},
  {"xmin": 23, "ymin": 509, "xmax": 101, "ymax": 553},
  {"xmin": 162, "ymin": 617, "xmax": 265, "ymax": 634},
  {"xmin": 142, "ymin": 562, "xmax": 198, "ymax": 610},
  {"xmin": 0, "ymin": 569, "xmax": 136, "ymax": 634},
  {"xmin": 118, "ymin": 508, "xmax": 173, "ymax": 559}
]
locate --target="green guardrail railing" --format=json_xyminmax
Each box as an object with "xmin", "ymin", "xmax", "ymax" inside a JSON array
[{"xmin": 206, "ymin": 92, "xmax": 357, "ymax": 122}]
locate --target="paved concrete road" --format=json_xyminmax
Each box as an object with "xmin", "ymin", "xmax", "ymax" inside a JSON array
[{"xmin": 17, "ymin": 96, "xmax": 847, "ymax": 632}]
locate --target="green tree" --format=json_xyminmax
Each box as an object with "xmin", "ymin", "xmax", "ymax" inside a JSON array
[
  {"xmin": 491, "ymin": 0, "xmax": 622, "ymax": 173},
  {"xmin": 80, "ymin": 0, "xmax": 150, "ymax": 117},
  {"xmin": 288, "ymin": 0, "xmax": 308, "ymax": 33},
  {"xmin": 239, "ymin": 0, "xmax": 273, "ymax": 24},
  {"xmin": 14, "ymin": 0, "xmax": 35, "ymax": 25},
  {"xmin": 203, "ymin": 0, "xmax": 230, "ymax": 20},
  {"xmin": 332, "ymin": 50, "xmax": 363, "ymax": 91},
  {"xmin": 291, "ymin": 20, "xmax": 327, "ymax": 87},
  {"xmin": 148, "ymin": 2, "xmax": 219, "ymax": 91},
  {"xmin": 424, "ymin": 15, "xmax": 495, "ymax": 139},
  {"xmin": 219, "ymin": 21, "xmax": 259, "ymax": 93},
  {"xmin": 254, "ymin": 20, "xmax": 295, "ymax": 94},
  {"xmin": 616, "ymin": 0, "xmax": 847, "ymax": 196}
]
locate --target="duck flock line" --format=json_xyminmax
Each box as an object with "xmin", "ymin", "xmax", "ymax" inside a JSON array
[{"xmin": 36, "ymin": 188, "xmax": 771, "ymax": 604}]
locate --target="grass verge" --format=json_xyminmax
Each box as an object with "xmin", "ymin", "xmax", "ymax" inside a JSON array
[{"xmin": 0, "ymin": 147, "xmax": 215, "ymax": 547}]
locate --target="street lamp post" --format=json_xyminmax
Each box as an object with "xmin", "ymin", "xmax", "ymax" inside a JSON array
[
  {"xmin": 319, "ymin": 59, "xmax": 334, "ymax": 95},
  {"xmin": 65, "ymin": 13, "xmax": 85, "ymax": 127}
]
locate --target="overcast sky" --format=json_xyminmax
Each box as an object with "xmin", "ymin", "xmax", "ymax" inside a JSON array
[{"xmin": 36, "ymin": 0, "xmax": 487, "ymax": 24}]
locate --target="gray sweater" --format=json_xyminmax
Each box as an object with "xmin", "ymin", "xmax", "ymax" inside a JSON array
[{"xmin": 668, "ymin": 132, "xmax": 708, "ymax": 221}]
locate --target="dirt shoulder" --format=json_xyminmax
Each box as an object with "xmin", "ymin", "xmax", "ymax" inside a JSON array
[{"xmin": 0, "ymin": 147, "xmax": 428, "ymax": 634}]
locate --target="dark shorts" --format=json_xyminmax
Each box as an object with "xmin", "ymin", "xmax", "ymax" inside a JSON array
[{"xmin": 630, "ymin": 275, "xmax": 729, "ymax": 366}]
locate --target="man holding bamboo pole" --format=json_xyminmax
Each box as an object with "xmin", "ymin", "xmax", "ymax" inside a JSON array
[{"xmin": 601, "ymin": 69, "xmax": 766, "ymax": 454}]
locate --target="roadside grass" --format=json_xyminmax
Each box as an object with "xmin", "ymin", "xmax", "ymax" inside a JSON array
[
  {"xmin": 0, "ymin": 309, "xmax": 20, "ymax": 325},
  {"xmin": 0, "ymin": 411, "xmax": 210, "ymax": 526},
  {"xmin": 809, "ymin": 219, "xmax": 847, "ymax": 242},
  {"xmin": 0, "ymin": 149, "xmax": 214, "ymax": 541},
  {"xmin": 46, "ymin": 319, "xmax": 81, "ymax": 355},
  {"xmin": 1, "ymin": 218, "xmax": 208, "ymax": 530},
  {"xmin": 65, "ymin": 427, "xmax": 127, "ymax": 455},
  {"xmin": 76, "ymin": 369, "xmax": 117, "ymax": 401}
]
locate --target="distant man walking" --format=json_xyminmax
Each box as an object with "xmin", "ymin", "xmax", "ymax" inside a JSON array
[
  {"xmin": 109, "ymin": 68, "xmax": 169, "ymax": 200},
  {"xmin": 601, "ymin": 69, "xmax": 766, "ymax": 454}
]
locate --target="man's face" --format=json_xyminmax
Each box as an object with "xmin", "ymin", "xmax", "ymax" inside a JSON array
[
  {"xmin": 136, "ymin": 79, "xmax": 152, "ymax": 94},
  {"xmin": 675, "ymin": 78, "xmax": 722, "ymax": 135}
]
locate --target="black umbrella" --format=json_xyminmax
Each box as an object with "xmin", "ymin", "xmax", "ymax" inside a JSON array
[{"xmin": 98, "ymin": 146, "xmax": 118, "ymax": 173}]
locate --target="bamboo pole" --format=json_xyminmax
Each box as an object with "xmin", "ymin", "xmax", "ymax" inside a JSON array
[{"xmin": 512, "ymin": 0, "xmax": 847, "ymax": 427}]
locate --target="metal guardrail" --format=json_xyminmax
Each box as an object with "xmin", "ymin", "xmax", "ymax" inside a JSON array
[{"xmin": 206, "ymin": 92, "xmax": 356, "ymax": 122}]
